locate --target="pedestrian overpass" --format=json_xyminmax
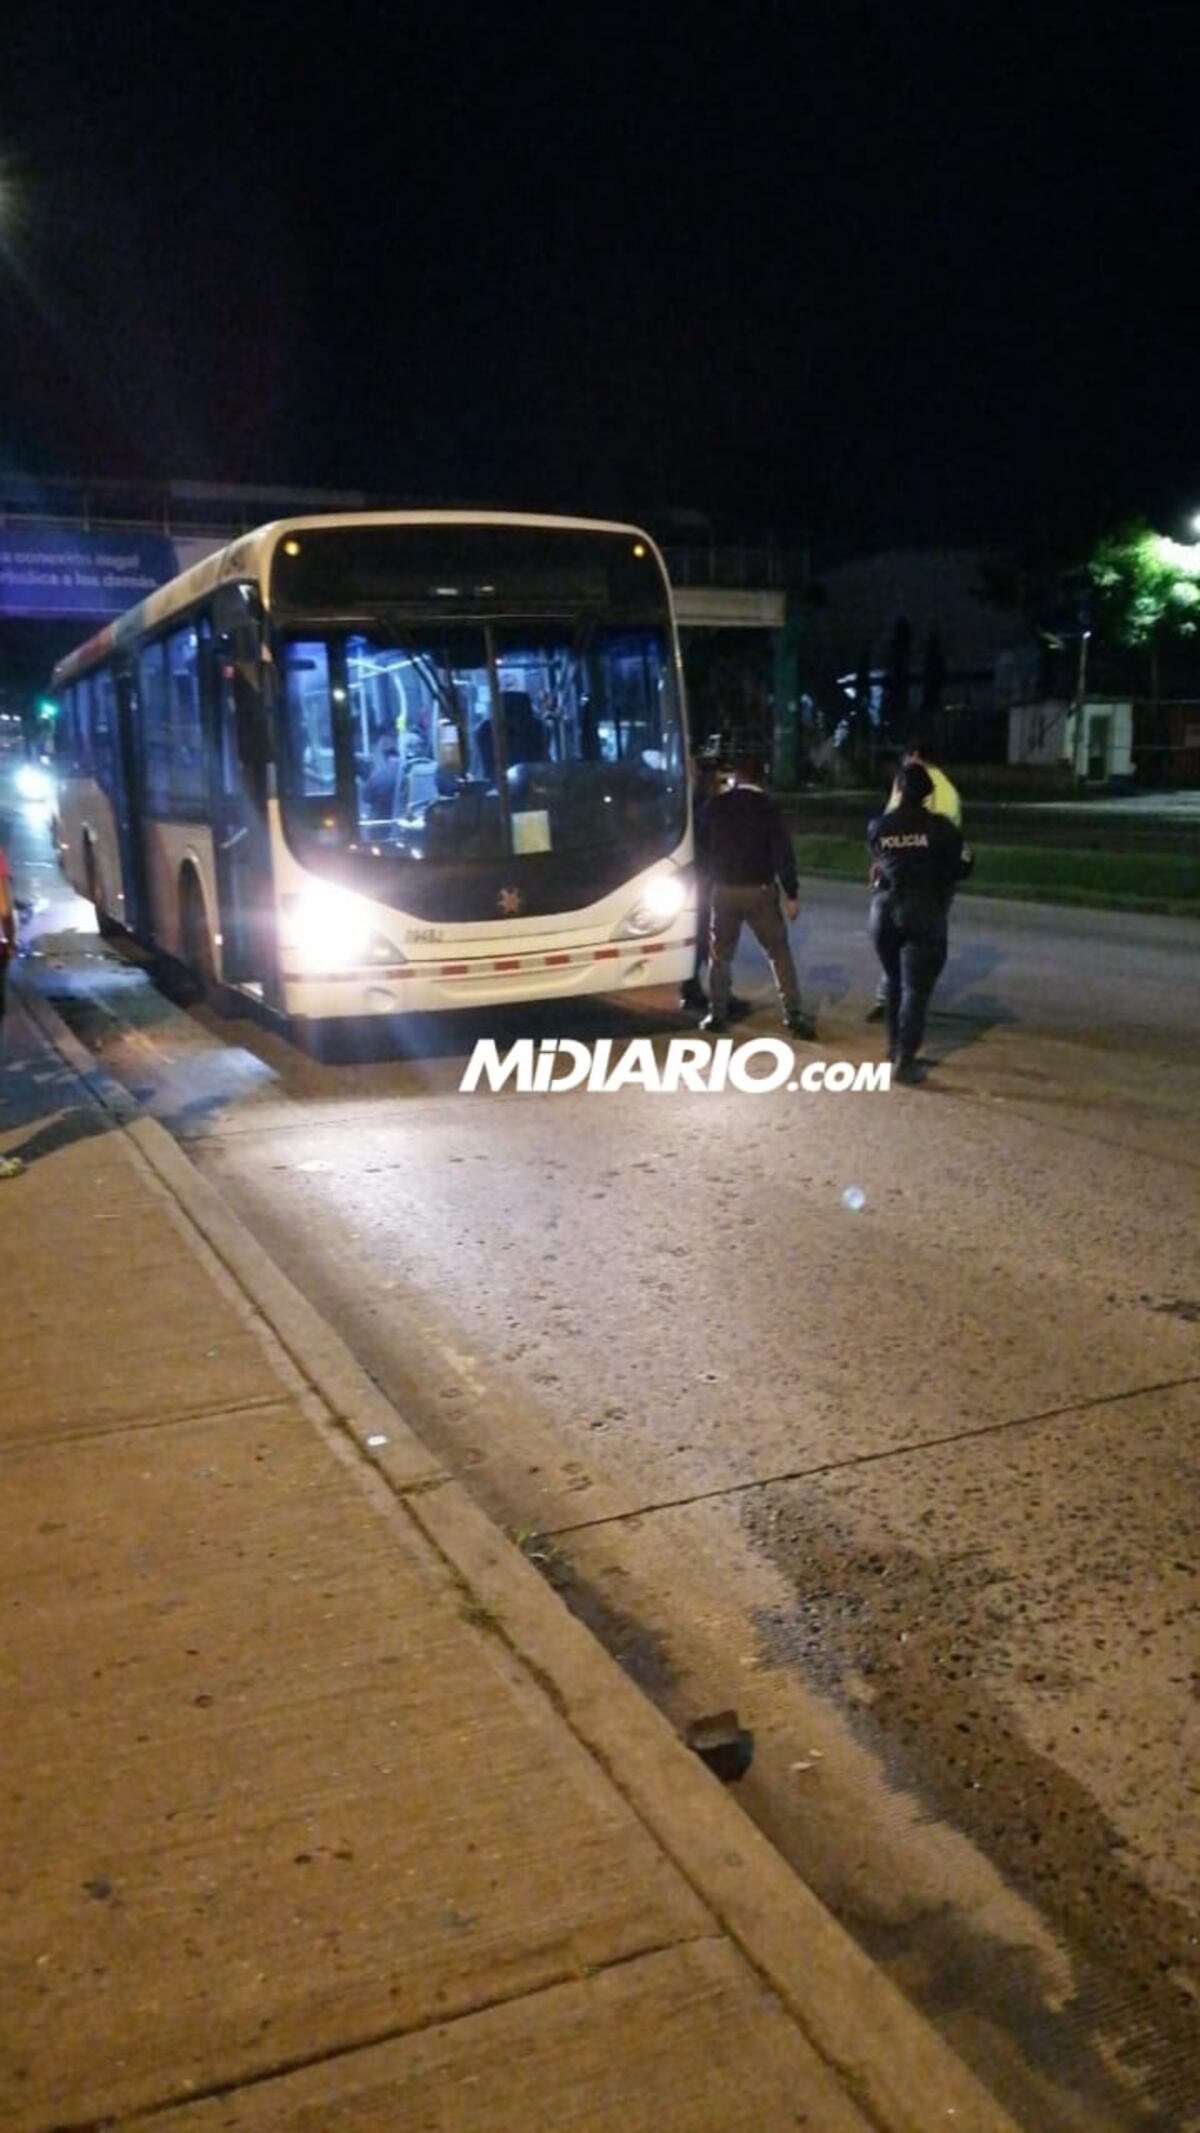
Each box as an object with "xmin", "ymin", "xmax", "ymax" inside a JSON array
[
  {"xmin": 0, "ymin": 474, "xmax": 801, "ymax": 626},
  {"xmin": 670, "ymin": 585, "xmax": 787, "ymax": 628},
  {"xmin": 1, "ymin": 475, "xmax": 807, "ymax": 766}
]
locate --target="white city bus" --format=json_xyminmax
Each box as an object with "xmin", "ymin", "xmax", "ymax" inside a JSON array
[{"xmin": 51, "ymin": 512, "xmax": 695, "ymax": 1036}]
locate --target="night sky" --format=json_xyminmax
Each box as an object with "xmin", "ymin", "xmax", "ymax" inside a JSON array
[{"xmin": 3, "ymin": 2, "xmax": 1199, "ymax": 553}]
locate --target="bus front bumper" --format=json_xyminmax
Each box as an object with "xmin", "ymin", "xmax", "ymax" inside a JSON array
[{"xmin": 279, "ymin": 933, "xmax": 695, "ymax": 1018}]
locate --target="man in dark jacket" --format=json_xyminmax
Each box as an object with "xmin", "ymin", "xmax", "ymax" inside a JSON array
[
  {"xmin": 701, "ymin": 755, "xmax": 815, "ymax": 1038},
  {"xmin": 867, "ymin": 760, "xmax": 973, "ymax": 1083},
  {"xmin": 680, "ymin": 751, "xmax": 720, "ymax": 1012},
  {"xmin": 361, "ymin": 734, "xmax": 402, "ymax": 823}
]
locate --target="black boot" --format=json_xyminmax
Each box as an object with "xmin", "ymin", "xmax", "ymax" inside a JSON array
[{"xmin": 893, "ymin": 1055, "xmax": 927, "ymax": 1086}]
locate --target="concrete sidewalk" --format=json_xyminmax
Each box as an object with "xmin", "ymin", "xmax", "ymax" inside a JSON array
[{"xmin": 0, "ymin": 973, "xmax": 1020, "ymax": 2133}]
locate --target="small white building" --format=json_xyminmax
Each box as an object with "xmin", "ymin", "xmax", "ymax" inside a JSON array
[{"xmin": 1007, "ymin": 698, "xmax": 1134, "ymax": 782}]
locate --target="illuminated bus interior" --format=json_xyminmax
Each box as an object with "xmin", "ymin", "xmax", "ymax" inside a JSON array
[{"xmin": 271, "ymin": 523, "xmax": 686, "ymax": 873}]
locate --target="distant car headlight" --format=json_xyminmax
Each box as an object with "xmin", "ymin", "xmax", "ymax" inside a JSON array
[
  {"xmin": 281, "ymin": 882, "xmax": 402, "ymax": 971},
  {"xmin": 613, "ymin": 869, "xmax": 689, "ymax": 940},
  {"xmin": 15, "ymin": 762, "xmax": 52, "ymax": 803}
]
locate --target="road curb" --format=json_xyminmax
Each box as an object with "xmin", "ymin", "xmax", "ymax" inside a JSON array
[{"xmin": 15, "ymin": 970, "xmax": 1021, "ymax": 2133}]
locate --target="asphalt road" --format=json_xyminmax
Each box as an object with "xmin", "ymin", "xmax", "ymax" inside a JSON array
[{"xmin": 8, "ymin": 792, "xmax": 1200, "ymax": 2133}]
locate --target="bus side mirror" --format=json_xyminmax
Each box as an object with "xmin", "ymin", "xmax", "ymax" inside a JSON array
[{"xmin": 219, "ymin": 626, "xmax": 270, "ymax": 772}]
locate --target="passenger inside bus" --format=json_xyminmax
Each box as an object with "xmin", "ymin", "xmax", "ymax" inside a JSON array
[
  {"xmin": 284, "ymin": 627, "xmax": 683, "ymax": 861},
  {"xmin": 360, "ymin": 734, "xmax": 402, "ymax": 826},
  {"xmin": 475, "ymin": 690, "xmax": 548, "ymax": 780}
]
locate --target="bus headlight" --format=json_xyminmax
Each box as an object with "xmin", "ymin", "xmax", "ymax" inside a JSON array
[
  {"xmin": 613, "ymin": 869, "xmax": 688, "ymax": 940},
  {"xmin": 283, "ymin": 883, "xmax": 402, "ymax": 971}
]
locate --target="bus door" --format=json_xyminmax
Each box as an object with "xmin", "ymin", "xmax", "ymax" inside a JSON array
[
  {"xmin": 110, "ymin": 664, "xmax": 150, "ymax": 935},
  {"xmin": 209, "ymin": 588, "xmax": 276, "ymax": 993}
]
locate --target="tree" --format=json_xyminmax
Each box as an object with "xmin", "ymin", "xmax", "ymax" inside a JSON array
[
  {"xmin": 1087, "ymin": 521, "xmax": 1200, "ymax": 701},
  {"xmin": 975, "ymin": 545, "xmax": 1084, "ymax": 702},
  {"xmin": 920, "ymin": 629, "xmax": 946, "ymax": 716},
  {"xmin": 880, "ymin": 614, "xmax": 912, "ymax": 740}
]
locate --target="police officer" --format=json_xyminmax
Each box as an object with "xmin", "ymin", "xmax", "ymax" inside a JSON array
[
  {"xmin": 867, "ymin": 760, "xmax": 972, "ymax": 1083},
  {"xmin": 866, "ymin": 736, "xmax": 963, "ymax": 1021},
  {"xmin": 701, "ymin": 753, "xmax": 816, "ymax": 1038}
]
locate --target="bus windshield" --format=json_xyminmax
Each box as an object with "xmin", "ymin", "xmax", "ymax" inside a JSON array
[{"xmin": 271, "ymin": 524, "xmax": 686, "ymax": 871}]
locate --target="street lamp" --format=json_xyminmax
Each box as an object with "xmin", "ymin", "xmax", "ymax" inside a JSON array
[{"xmin": 1072, "ymin": 618, "xmax": 1092, "ymax": 787}]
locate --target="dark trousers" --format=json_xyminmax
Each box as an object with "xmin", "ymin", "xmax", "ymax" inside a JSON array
[
  {"xmin": 692, "ymin": 879, "xmax": 711, "ymax": 984},
  {"xmin": 874, "ymin": 885, "xmax": 957, "ymax": 1003},
  {"xmin": 709, "ymin": 883, "xmax": 801, "ymax": 1020},
  {"xmin": 869, "ymin": 899, "xmax": 946, "ymax": 1063}
]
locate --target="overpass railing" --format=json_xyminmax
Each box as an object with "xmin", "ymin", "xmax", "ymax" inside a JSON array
[
  {"xmin": 1, "ymin": 479, "xmax": 810, "ymax": 593},
  {"xmin": 662, "ymin": 544, "xmax": 809, "ymax": 590}
]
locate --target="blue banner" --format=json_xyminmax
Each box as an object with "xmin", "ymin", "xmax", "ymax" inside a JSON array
[{"xmin": 0, "ymin": 529, "xmax": 180, "ymax": 620}]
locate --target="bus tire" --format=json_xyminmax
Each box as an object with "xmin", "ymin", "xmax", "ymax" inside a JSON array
[
  {"xmin": 179, "ymin": 870, "xmax": 227, "ymax": 1012},
  {"xmin": 84, "ymin": 840, "xmax": 121, "ymax": 938}
]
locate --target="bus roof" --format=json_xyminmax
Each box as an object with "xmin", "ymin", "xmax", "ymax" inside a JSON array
[{"xmin": 50, "ymin": 509, "xmax": 667, "ymax": 688}]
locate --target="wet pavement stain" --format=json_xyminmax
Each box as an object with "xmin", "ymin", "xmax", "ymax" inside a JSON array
[{"xmin": 744, "ymin": 1491, "xmax": 1200, "ymax": 2133}]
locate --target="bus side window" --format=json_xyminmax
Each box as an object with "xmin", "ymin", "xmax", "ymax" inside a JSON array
[
  {"xmin": 92, "ymin": 669, "xmax": 118, "ymax": 790},
  {"xmin": 139, "ymin": 644, "xmax": 171, "ymax": 811},
  {"xmin": 63, "ymin": 683, "xmax": 89, "ymax": 777},
  {"xmin": 166, "ymin": 626, "xmax": 205, "ymax": 812}
]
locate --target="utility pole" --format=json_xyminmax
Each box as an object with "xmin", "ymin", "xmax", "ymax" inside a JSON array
[{"xmin": 1072, "ymin": 601, "xmax": 1091, "ymax": 788}]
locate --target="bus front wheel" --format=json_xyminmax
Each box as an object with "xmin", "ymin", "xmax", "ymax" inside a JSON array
[
  {"xmin": 84, "ymin": 841, "xmax": 120, "ymax": 938},
  {"xmin": 179, "ymin": 873, "xmax": 226, "ymax": 1012}
]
